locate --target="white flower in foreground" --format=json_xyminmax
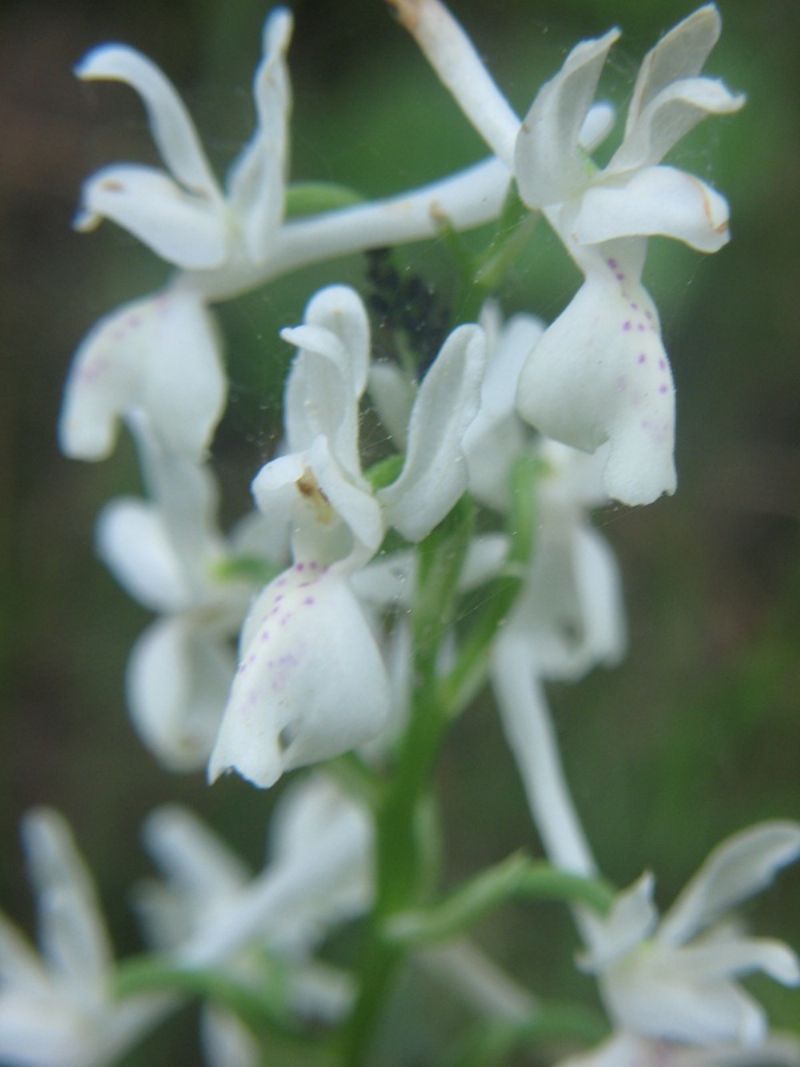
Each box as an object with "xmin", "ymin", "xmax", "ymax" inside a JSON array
[
  {"xmin": 390, "ymin": 1, "xmax": 742, "ymax": 505},
  {"xmin": 572, "ymin": 822, "xmax": 800, "ymax": 1062},
  {"xmin": 209, "ymin": 285, "xmax": 485, "ymax": 787},
  {"xmin": 0, "ymin": 810, "xmax": 153, "ymax": 1067},
  {"xmin": 74, "ymin": 9, "xmax": 292, "ymax": 271},
  {"xmin": 136, "ymin": 774, "xmax": 372, "ymax": 1058}
]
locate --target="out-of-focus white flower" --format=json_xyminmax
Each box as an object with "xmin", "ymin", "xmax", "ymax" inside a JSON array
[
  {"xmin": 468, "ymin": 304, "xmax": 626, "ymax": 685},
  {"xmin": 98, "ymin": 439, "xmax": 289, "ymax": 772},
  {"xmin": 136, "ymin": 774, "xmax": 372, "ymax": 1063},
  {"xmin": 209, "ymin": 285, "xmax": 486, "ymax": 788},
  {"xmin": 60, "ymin": 9, "xmax": 291, "ymax": 465},
  {"xmin": 568, "ymin": 823, "xmax": 800, "ymax": 1063},
  {"xmin": 59, "ymin": 287, "xmax": 225, "ymax": 462},
  {"xmin": 0, "ymin": 811, "xmax": 156, "ymax": 1067},
  {"xmin": 390, "ymin": 1, "xmax": 743, "ymax": 506},
  {"xmin": 558, "ymin": 1031, "xmax": 800, "ymax": 1067},
  {"xmin": 74, "ymin": 10, "xmax": 292, "ymax": 272}
]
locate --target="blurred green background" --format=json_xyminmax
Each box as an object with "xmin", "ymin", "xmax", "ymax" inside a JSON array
[{"xmin": 3, "ymin": 0, "xmax": 800, "ymax": 1062}]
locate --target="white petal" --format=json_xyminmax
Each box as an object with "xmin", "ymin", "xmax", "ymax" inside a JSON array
[
  {"xmin": 96, "ymin": 498, "xmax": 189, "ymax": 613},
  {"xmin": 58, "ymin": 299, "xmax": 140, "ymax": 460},
  {"xmin": 282, "ymin": 287, "xmax": 369, "ymax": 474},
  {"xmin": 611, "ymin": 76, "xmax": 744, "ymax": 174},
  {"xmin": 253, "ymin": 437, "xmax": 382, "ymax": 561},
  {"xmin": 227, "ymin": 10, "xmax": 293, "ymax": 262},
  {"xmin": 142, "ymin": 807, "xmax": 249, "ymax": 901},
  {"xmin": 581, "ymin": 872, "xmax": 658, "ymax": 972},
  {"xmin": 659, "ymin": 821, "xmax": 800, "ymax": 947},
  {"xmin": 0, "ymin": 915, "xmax": 49, "ymax": 992},
  {"xmin": 465, "ymin": 308, "xmax": 543, "ymax": 508},
  {"xmin": 0, "ymin": 992, "xmax": 90, "ymax": 1067},
  {"xmin": 570, "ymin": 523, "xmax": 627, "ymax": 669},
  {"xmin": 269, "ymin": 777, "xmax": 373, "ymax": 942},
  {"xmin": 667, "ymin": 936, "xmax": 800, "ymax": 986},
  {"xmin": 380, "ymin": 323, "xmax": 486, "ymax": 540},
  {"xmin": 478, "ymin": 306, "xmax": 544, "ymax": 421},
  {"xmin": 22, "ymin": 811, "xmax": 111, "ymax": 996},
  {"xmin": 127, "ymin": 618, "xmax": 234, "ymax": 771},
  {"xmin": 77, "ymin": 44, "xmax": 220, "ymax": 198},
  {"xmin": 367, "ymin": 361, "xmax": 416, "ymax": 450},
  {"xmin": 625, "ymin": 5, "xmax": 722, "ymax": 136},
  {"xmin": 201, "ymin": 1007, "xmax": 259, "ymax": 1067},
  {"xmin": 208, "ymin": 566, "xmax": 391, "ymax": 788},
  {"xmin": 141, "ymin": 288, "xmax": 226, "ymax": 457},
  {"xmin": 516, "ymin": 245, "xmax": 676, "ymax": 506},
  {"xmin": 572, "ymin": 166, "xmax": 732, "ymax": 252},
  {"xmin": 301, "ymin": 285, "xmax": 370, "ymax": 397},
  {"xmin": 606, "ymin": 960, "xmax": 768, "ymax": 1046},
  {"xmin": 77, "ymin": 164, "xmax": 227, "ymax": 269},
  {"xmin": 578, "ymin": 102, "xmax": 615, "ymax": 152},
  {"xmin": 59, "ymin": 289, "xmax": 225, "ymax": 462},
  {"xmin": 515, "ymin": 29, "xmax": 620, "ymax": 209}
]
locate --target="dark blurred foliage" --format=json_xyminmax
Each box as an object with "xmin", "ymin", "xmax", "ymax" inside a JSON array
[{"xmin": 3, "ymin": 0, "xmax": 800, "ymax": 1062}]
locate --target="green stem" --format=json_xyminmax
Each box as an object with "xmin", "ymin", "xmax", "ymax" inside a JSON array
[
  {"xmin": 340, "ymin": 500, "xmax": 475, "ymax": 1064},
  {"xmin": 440, "ymin": 454, "xmax": 541, "ymax": 715},
  {"xmin": 385, "ymin": 854, "xmax": 614, "ymax": 948}
]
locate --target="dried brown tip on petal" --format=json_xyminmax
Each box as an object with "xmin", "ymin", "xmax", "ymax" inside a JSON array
[{"xmin": 386, "ymin": 0, "xmax": 422, "ymax": 32}]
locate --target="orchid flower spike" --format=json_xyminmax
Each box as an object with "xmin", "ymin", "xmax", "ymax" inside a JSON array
[{"xmin": 574, "ymin": 822, "xmax": 800, "ymax": 1061}]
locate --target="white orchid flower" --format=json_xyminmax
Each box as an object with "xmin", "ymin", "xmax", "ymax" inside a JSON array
[
  {"xmin": 60, "ymin": 9, "xmax": 291, "ymax": 465},
  {"xmin": 0, "ymin": 811, "xmax": 155, "ymax": 1067},
  {"xmin": 59, "ymin": 286, "xmax": 225, "ymax": 462},
  {"xmin": 136, "ymin": 774, "xmax": 371, "ymax": 1049},
  {"xmin": 209, "ymin": 285, "xmax": 486, "ymax": 788},
  {"xmin": 390, "ymin": 1, "xmax": 742, "ymax": 505},
  {"xmin": 514, "ymin": 7, "xmax": 743, "ymax": 505},
  {"xmin": 75, "ymin": 10, "xmax": 292, "ymax": 272},
  {"xmin": 573, "ymin": 822, "xmax": 800, "ymax": 1057},
  {"xmin": 98, "ymin": 440, "xmax": 290, "ymax": 772}
]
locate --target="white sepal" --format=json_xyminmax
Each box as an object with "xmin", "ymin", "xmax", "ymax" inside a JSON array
[
  {"xmin": 127, "ymin": 617, "xmax": 234, "ymax": 772},
  {"xmin": 380, "ymin": 323, "xmax": 486, "ymax": 540},
  {"xmin": 96, "ymin": 497, "xmax": 190, "ymax": 614},
  {"xmin": 226, "ymin": 9, "xmax": 293, "ymax": 264},
  {"xmin": 76, "ymin": 45, "xmax": 220, "ymax": 199},
  {"xmin": 76, "ymin": 164, "xmax": 227, "ymax": 270},
  {"xmin": 515, "ymin": 29, "xmax": 620, "ymax": 209},
  {"xmin": 658, "ymin": 822, "xmax": 800, "ymax": 948}
]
